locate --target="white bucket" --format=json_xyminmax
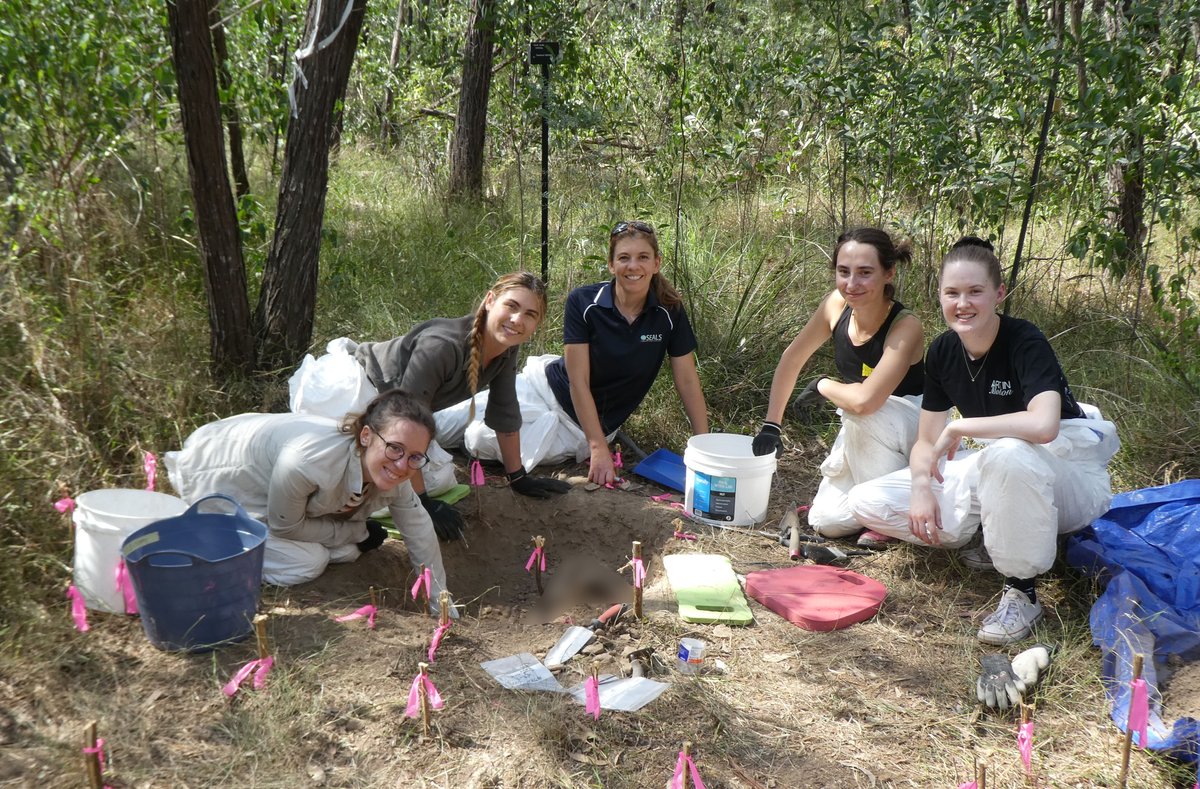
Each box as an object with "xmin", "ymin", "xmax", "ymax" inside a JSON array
[
  {"xmin": 72, "ymin": 489, "xmax": 187, "ymax": 613},
  {"xmin": 683, "ymin": 433, "xmax": 777, "ymax": 526}
]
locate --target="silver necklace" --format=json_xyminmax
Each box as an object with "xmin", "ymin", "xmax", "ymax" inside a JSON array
[{"xmin": 961, "ymin": 343, "xmax": 990, "ymax": 383}]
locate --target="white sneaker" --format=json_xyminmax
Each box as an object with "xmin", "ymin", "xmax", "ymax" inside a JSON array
[
  {"xmin": 958, "ymin": 534, "xmax": 993, "ymax": 571},
  {"xmin": 978, "ymin": 588, "xmax": 1043, "ymax": 645}
]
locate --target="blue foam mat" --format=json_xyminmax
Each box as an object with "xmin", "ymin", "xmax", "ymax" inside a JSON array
[{"xmin": 631, "ymin": 448, "xmax": 686, "ymax": 492}]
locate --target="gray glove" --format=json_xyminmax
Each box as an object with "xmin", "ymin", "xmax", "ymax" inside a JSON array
[
  {"xmin": 976, "ymin": 652, "xmax": 1025, "ymax": 710},
  {"xmin": 1011, "ymin": 643, "xmax": 1053, "ymax": 689}
]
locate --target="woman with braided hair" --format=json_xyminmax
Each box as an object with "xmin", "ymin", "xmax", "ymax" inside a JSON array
[{"xmin": 289, "ymin": 272, "xmax": 570, "ymax": 540}]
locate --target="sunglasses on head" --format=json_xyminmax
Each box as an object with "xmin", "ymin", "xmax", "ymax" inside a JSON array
[{"xmin": 611, "ymin": 220, "xmax": 656, "ymax": 236}]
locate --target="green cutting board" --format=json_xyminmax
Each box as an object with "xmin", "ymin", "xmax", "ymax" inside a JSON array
[{"xmin": 662, "ymin": 554, "xmax": 753, "ymax": 625}]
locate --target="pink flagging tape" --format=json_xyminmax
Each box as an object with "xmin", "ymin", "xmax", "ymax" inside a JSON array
[
  {"xmin": 670, "ymin": 750, "xmax": 706, "ymax": 789},
  {"xmin": 115, "ymin": 558, "xmax": 139, "ymax": 615},
  {"xmin": 469, "ymin": 460, "xmax": 485, "ymax": 486},
  {"xmin": 404, "ymin": 673, "xmax": 444, "ymax": 717},
  {"xmin": 673, "ymin": 530, "xmax": 697, "ymax": 541},
  {"xmin": 525, "ymin": 546, "xmax": 546, "ymax": 574},
  {"xmin": 411, "ymin": 567, "xmax": 432, "ymax": 604},
  {"xmin": 143, "ymin": 451, "xmax": 158, "ymax": 491},
  {"xmin": 54, "ymin": 497, "xmax": 76, "ymax": 514},
  {"xmin": 334, "ymin": 604, "xmax": 377, "ymax": 629},
  {"xmin": 632, "ymin": 558, "xmax": 646, "ymax": 589},
  {"xmin": 1017, "ymin": 721, "xmax": 1034, "ymax": 773},
  {"xmin": 66, "ymin": 585, "xmax": 89, "ymax": 632},
  {"xmin": 428, "ymin": 622, "xmax": 451, "ymax": 662},
  {"xmin": 222, "ymin": 657, "xmax": 274, "ymax": 697},
  {"xmin": 1128, "ymin": 677, "xmax": 1150, "ymax": 748},
  {"xmin": 584, "ymin": 676, "xmax": 601, "ymax": 721}
]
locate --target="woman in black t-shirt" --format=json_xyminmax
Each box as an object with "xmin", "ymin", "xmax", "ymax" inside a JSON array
[
  {"xmin": 752, "ymin": 227, "xmax": 925, "ymax": 544},
  {"xmin": 848, "ymin": 237, "xmax": 1120, "ymax": 646}
]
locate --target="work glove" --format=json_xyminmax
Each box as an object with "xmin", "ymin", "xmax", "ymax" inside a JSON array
[
  {"xmin": 419, "ymin": 492, "xmax": 466, "ymax": 542},
  {"xmin": 791, "ymin": 376, "xmax": 829, "ymax": 422},
  {"xmin": 976, "ymin": 652, "xmax": 1026, "ymax": 710},
  {"xmin": 752, "ymin": 421, "xmax": 784, "ymax": 457},
  {"xmin": 357, "ymin": 519, "xmax": 388, "ymax": 553},
  {"xmin": 507, "ymin": 466, "xmax": 571, "ymax": 498},
  {"xmin": 1011, "ymin": 643, "xmax": 1053, "ymax": 689}
]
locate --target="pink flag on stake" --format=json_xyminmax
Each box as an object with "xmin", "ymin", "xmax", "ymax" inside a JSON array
[
  {"xmin": 334, "ymin": 604, "xmax": 377, "ymax": 629},
  {"xmin": 115, "ymin": 559, "xmax": 139, "ymax": 615},
  {"xmin": 1017, "ymin": 721, "xmax": 1034, "ymax": 773},
  {"xmin": 54, "ymin": 497, "xmax": 76, "ymax": 514},
  {"xmin": 584, "ymin": 676, "xmax": 601, "ymax": 720},
  {"xmin": 1128, "ymin": 677, "xmax": 1150, "ymax": 748},
  {"xmin": 525, "ymin": 546, "xmax": 546, "ymax": 573},
  {"xmin": 428, "ymin": 622, "xmax": 451, "ymax": 662},
  {"xmin": 957, "ymin": 783, "xmax": 979, "ymax": 789},
  {"xmin": 612, "ymin": 451, "xmax": 623, "ymax": 469},
  {"xmin": 632, "ymin": 558, "xmax": 646, "ymax": 589},
  {"xmin": 65, "ymin": 585, "xmax": 89, "ymax": 632},
  {"xmin": 670, "ymin": 749, "xmax": 707, "ymax": 789},
  {"xmin": 469, "ymin": 460, "xmax": 485, "ymax": 486},
  {"xmin": 404, "ymin": 673, "xmax": 445, "ymax": 718},
  {"xmin": 410, "ymin": 568, "xmax": 432, "ymax": 603},
  {"xmin": 82, "ymin": 737, "xmax": 108, "ymax": 787},
  {"xmin": 223, "ymin": 657, "xmax": 274, "ymax": 697},
  {"xmin": 143, "ymin": 451, "xmax": 158, "ymax": 491}
]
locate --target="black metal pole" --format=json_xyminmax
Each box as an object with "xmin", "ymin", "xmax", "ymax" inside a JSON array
[{"xmin": 540, "ymin": 61, "xmax": 550, "ymax": 285}]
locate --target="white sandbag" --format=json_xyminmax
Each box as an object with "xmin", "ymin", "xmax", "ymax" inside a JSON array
[{"xmin": 289, "ymin": 338, "xmax": 376, "ymax": 420}]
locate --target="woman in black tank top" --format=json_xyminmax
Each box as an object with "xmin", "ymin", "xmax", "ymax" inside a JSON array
[{"xmin": 752, "ymin": 227, "xmax": 925, "ymax": 542}]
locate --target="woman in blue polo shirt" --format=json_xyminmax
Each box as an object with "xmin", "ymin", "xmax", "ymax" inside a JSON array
[{"xmin": 545, "ymin": 221, "xmax": 709, "ymax": 485}]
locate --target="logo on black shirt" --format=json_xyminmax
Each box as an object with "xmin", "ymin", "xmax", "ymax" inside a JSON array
[
  {"xmin": 990, "ymin": 380, "xmax": 1013, "ymax": 397},
  {"xmin": 640, "ymin": 334, "xmax": 663, "ymax": 343}
]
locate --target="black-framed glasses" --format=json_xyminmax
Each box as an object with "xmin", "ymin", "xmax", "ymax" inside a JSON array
[
  {"xmin": 611, "ymin": 220, "xmax": 656, "ymax": 236},
  {"xmin": 368, "ymin": 425, "xmax": 430, "ymax": 469}
]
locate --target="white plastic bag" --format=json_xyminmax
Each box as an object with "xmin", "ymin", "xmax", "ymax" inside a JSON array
[{"xmin": 289, "ymin": 338, "xmax": 377, "ymax": 419}]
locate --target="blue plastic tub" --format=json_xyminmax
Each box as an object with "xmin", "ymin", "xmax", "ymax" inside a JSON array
[{"xmin": 121, "ymin": 494, "xmax": 267, "ymax": 653}]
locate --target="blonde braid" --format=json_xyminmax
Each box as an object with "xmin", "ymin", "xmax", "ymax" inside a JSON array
[{"xmin": 466, "ymin": 300, "xmax": 488, "ymax": 422}]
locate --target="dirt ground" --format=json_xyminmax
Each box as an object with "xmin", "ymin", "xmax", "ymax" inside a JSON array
[{"xmin": 0, "ymin": 452, "xmax": 1190, "ymax": 787}]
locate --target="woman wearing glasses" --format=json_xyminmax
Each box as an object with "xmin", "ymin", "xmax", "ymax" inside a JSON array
[
  {"xmin": 166, "ymin": 390, "xmax": 453, "ymax": 612},
  {"xmin": 289, "ymin": 272, "xmax": 569, "ymax": 541},
  {"xmin": 545, "ymin": 220, "xmax": 709, "ymax": 485},
  {"xmin": 751, "ymin": 227, "xmax": 925, "ymax": 546}
]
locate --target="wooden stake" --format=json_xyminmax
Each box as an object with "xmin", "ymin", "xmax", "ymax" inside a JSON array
[
  {"xmin": 438, "ymin": 590, "xmax": 451, "ymax": 627},
  {"xmin": 681, "ymin": 741, "xmax": 693, "ymax": 789},
  {"xmin": 83, "ymin": 721, "xmax": 103, "ymax": 789},
  {"xmin": 532, "ymin": 535, "xmax": 545, "ymax": 595},
  {"xmin": 1118, "ymin": 653, "xmax": 1144, "ymax": 788},
  {"xmin": 253, "ymin": 613, "xmax": 269, "ymax": 660},
  {"xmin": 632, "ymin": 540, "xmax": 643, "ymax": 618},
  {"xmin": 978, "ymin": 760, "xmax": 986, "ymax": 789},
  {"xmin": 417, "ymin": 662, "xmax": 431, "ymax": 738},
  {"xmin": 368, "ymin": 585, "xmax": 378, "ymax": 609}
]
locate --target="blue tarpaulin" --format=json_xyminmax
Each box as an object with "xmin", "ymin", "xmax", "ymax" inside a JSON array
[{"xmin": 1066, "ymin": 479, "xmax": 1200, "ymax": 760}]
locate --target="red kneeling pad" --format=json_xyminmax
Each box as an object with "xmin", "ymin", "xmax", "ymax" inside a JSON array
[{"xmin": 745, "ymin": 565, "xmax": 888, "ymax": 631}]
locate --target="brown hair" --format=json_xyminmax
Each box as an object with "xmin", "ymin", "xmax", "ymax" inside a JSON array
[
  {"xmin": 831, "ymin": 227, "xmax": 913, "ymax": 301},
  {"xmin": 940, "ymin": 236, "xmax": 1003, "ymax": 287},
  {"xmin": 343, "ymin": 388, "xmax": 436, "ymax": 448},
  {"xmin": 465, "ymin": 271, "xmax": 549, "ymax": 420},
  {"xmin": 609, "ymin": 220, "xmax": 683, "ymax": 310}
]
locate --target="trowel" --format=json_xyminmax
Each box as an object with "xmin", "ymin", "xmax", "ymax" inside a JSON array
[{"xmin": 544, "ymin": 603, "xmax": 626, "ymax": 667}]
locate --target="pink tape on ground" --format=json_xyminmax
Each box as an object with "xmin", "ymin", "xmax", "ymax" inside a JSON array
[{"xmin": 66, "ymin": 585, "xmax": 89, "ymax": 632}]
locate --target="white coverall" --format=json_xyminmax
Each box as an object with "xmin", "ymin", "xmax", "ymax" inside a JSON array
[
  {"xmin": 165, "ymin": 413, "xmax": 451, "ymax": 607},
  {"xmin": 846, "ymin": 411, "xmax": 1120, "ymax": 578},
  {"xmin": 808, "ymin": 394, "xmax": 922, "ymax": 537}
]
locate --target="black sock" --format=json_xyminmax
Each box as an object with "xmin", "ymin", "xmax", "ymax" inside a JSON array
[{"xmin": 1004, "ymin": 576, "xmax": 1037, "ymax": 605}]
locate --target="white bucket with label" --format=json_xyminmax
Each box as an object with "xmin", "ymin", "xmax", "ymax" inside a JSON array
[
  {"xmin": 683, "ymin": 433, "xmax": 777, "ymax": 526},
  {"xmin": 72, "ymin": 489, "xmax": 188, "ymax": 613}
]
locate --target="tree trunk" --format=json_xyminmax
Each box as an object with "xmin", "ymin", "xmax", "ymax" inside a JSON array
[
  {"xmin": 380, "ymin": 0, "xmax": 408, "ymax": 140},
  {"xmin": 166, "ymin": 0, "xmax": 255, "ymax": 376},
  {"xmin": 447, "ymin": 0, "xmax": 496, "ymax": 201},
  {"xmin": 1071, "ymin": 0, "xmax": 1087, "ymax": 99},
  {"xmin": 1104, "ymin": 0, "xmax": 1148, "ymax": 278},
  {"xmin": 210, "ymin": 5, "xmax": 251, "ymax": 201},
  {"xmin": 256, "ymin": 0, "xmax": 368, "ymax": 372}
]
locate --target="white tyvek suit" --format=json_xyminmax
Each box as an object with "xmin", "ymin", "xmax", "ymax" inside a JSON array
[
  {"xmin": 846, "ymin": 411, "xmax": 1120, "ymax": 579},
  {"xmin": 808, "ymin": 394, "xmax": 922, "ymax": 537},
  {"xmin": 165, "ymin": 413, "xmax": 451, "ymax": 610}
]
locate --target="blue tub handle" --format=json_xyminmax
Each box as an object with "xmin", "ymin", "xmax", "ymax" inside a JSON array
[{"xmin": 188, "ymin": 493, "xmax": 252, "ymax": 519}]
